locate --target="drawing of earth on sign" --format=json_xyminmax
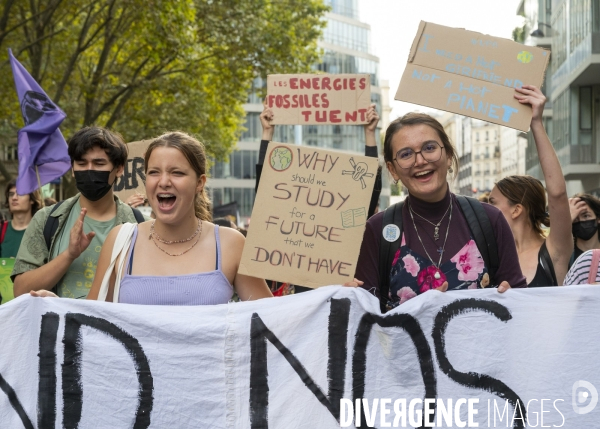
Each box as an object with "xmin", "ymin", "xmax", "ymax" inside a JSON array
[{"xmin": 269, "ymin": 146, "xmax": 293, "ymax": 171}]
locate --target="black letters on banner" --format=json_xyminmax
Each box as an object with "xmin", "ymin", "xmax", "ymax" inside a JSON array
[
  {"xmin": 62, "ymin": 313, "xmax": 154, "ymax": 429},
  {"xmin": 249, "ymin": 298, "xmax": 351, "ymax": 428},
  {"xmin": 432, "ymin": 298, "xmax": 526, "ymax": 429},
  {"xmin": 38, "ymin": 312, "xmax": 60, "ymax": 429},
  {"xmin": 352, "ymin": 312, "xmax": 437, "ymax": 429}
]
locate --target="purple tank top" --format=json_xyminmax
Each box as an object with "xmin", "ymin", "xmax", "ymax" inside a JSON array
[{"xmin": 119, "ymin": 224, "xmax": 234, "ymax": 305}]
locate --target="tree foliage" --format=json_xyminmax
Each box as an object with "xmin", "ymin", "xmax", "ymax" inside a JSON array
[{"xmin": 0, "ymin": 0, "xmax": 328, "ymax": 163}]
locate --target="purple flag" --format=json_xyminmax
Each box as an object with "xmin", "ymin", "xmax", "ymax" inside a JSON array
[{"xmin": 9, "ymin": 49, "xmax": 71, "ymax": 195}]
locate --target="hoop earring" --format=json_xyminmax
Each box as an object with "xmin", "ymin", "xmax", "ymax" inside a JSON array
[{"xmin": 448, "ymin": 167, "xmax": 453, "ymax": 174}]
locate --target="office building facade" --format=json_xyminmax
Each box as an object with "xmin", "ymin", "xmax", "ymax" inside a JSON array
[{"xmin": 207, "ymin": 0, "xmax": 388, "ymax": 224}]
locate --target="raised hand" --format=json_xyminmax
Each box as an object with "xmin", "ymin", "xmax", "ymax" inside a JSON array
[
  {"xmin": 364, "ymin": 103, "xmax": 380, "ymax": 133},
  {"xmin": 260, "ymin": 103, "xmax": 275, "ymax": 141},
  {"xmin": 514, "ymin": 85, "xmax": 546, "ymax": 123},
  {"xmin": 68, "ymin": 209, "xmax": 96, "ymax": 260},
  {"xmin": 570, "ymin": 197, "xmax": 588, "ymax": 222}
]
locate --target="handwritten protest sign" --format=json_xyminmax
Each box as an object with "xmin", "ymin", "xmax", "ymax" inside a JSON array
[
  {"xmin": 239, "ymin": 142, "xmax": 377, "ymax": 287},
  {"xmin": 395, "ymin": 21, "xmax": 550, "ymax": 131},
  {"xmin": 113, "ymin": 140, "xmax": 150, "ymax": 201},
  {"xmin": 0, "ymin": 258, "xmax": 14, "ymax": 304},
  {"xmin": 267, "ymin": 74, "xmax": 371, "ymax": 125}
]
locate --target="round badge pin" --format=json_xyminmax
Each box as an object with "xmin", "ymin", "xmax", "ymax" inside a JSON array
[{"xmin": 382, "ymin": 224, "xmax": 400, "ymax": 242}]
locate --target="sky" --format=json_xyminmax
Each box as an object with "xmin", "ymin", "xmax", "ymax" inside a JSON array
[{"xmin": 357, "ymin": 0, "xmax": 525, "ymax": 119}]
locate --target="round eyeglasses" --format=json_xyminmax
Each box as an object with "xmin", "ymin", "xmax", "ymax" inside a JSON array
[{"xmin": 394, "ymin": 141, "xmax": 445, "ymax": 169}]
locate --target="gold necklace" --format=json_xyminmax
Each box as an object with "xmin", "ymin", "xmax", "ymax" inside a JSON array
[
  {"xmin": 150, "ymin": 218, "xmax": 202, "ymax": 244},
  {"xmin": 149, "ymin": 219, "xmax": 203, "ymax": 257}
]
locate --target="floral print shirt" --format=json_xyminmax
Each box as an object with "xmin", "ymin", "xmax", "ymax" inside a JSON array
[{"xmin": 388, "ymin": 234, "xmax": 490, "ymax": 308}]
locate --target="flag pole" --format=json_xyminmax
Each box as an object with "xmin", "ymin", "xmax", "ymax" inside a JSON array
[{"xmin": 35, "ymin": 165, "xmax": 45, "ymax": 207}]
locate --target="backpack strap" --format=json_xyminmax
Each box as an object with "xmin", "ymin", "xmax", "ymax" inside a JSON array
[
  {"xmin": 131, "ymin": 207, "xmax": 145, "ymax": 223},
  {"xmin": 378, "ymin": 201, "xmax": 403, "ymax": 313},
  {"xmin": 539, "ymin": 242, "xmax": 558, "ymax": 286},
  {"xmin": 587, "ymin": 249, "xmax": 600, "ymax": 284},
  {"xmin": 43, "ymin": 200, "xmax": 65, "ymax": 252},
  {"xmin": 456, "ymin": 195, "xmax": 499, "ymax": 285},
  {"xmin": 0, "ymin": 220, "xmax": 8, "ymax": 244}
]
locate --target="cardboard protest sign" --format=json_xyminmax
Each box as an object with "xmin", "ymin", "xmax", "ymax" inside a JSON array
[
  {"xmin": 267, "ymin": 74, "xmax": 371, "ymax": 125},
  {"xmin": 395, "ymin": 21, "xmax": 550, "ymax": 131},
  {"xmin": 0, "ymin": 258, "xmax": 14, "ymax": 304},
  {"xmin": 113, "ymin": 140, "xmax": 150, "ymax": 201},
  {"xmin": 239, "ymin": 142, "xmax": 377, "ymax": 287}
]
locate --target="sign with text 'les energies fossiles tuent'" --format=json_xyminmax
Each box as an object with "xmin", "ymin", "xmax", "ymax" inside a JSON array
[
  {"xmin": 267, "ymin": 74, "xmax": 371, "ymax": 125},
  {"xmin": 239, "ymin": 142, "xmax": 377, "ymax": 287},
  {"xmin": 396, "ymin": 21, "xmax": 550, "ymax": 132}
]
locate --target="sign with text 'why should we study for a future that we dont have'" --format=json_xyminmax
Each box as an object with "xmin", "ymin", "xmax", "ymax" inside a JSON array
[
  {"xmin": 239, "ymin": 142, "xmax": 378, "ymax": 288},
  {"xmin": 396, "ymin": 21, "xmax": 550, "ymax": 132}
]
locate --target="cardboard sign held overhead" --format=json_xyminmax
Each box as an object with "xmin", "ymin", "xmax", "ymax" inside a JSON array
[
  {"xmin": 395, "ymin": 21, "xmax": 550, "ymax": 131},
  {"xmin": 113, "ymin": 140, "xmax": 151, "ymax": 201},
  {"xmin": 239, "ymin": 142, "xmax": 378, "ymax": 287},
  {"xmin": 267, "ymin": 74, "xmax": 371, "ymax": 125}
]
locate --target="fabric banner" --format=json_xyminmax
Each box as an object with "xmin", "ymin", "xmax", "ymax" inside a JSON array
[{"xmin": 1, "ymin": 286, "xmax": 599, "ymax": 428}]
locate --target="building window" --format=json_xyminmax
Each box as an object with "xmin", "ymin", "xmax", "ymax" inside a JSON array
[
  {"xmin": 485, "ymin": 131, "xmax": 489, "ymax": 141},
  {"xmin": 580, "ymin": 86, "xmax": 593, "ymax": 131}
]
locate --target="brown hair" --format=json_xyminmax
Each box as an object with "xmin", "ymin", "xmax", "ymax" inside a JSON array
[
  {"xmin": 4, "ymin": 178, "xmax": 43, "ymax": 216},
  {"xmin": 573, "ymin": 193, "xmax": 600, "ymax": 219},
  {"xmin": 383, "ymin": 113, "xmax": 459, "ymax": 178},
  {"xmin": 144, "ymin": 132, "xmax": 212, "ymax": 222},
  {"xmin": 495, "ymin": 175, "xmax": 549, "ymax": 238},
  {"xmin": 68, "ymin": 126, "xmax": 128, "ymax": 168}
]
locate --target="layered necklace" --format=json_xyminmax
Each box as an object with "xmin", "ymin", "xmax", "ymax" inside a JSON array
[
  {"xmin": 408, "ymin": 198, "xmax": 453, "ymax": 280},
  {"xmin": 409, "ymin": 200, "xmax": 451, "ymax": 240},
  {"xmin": 149, "ymin": 218, "xmax": 202, "ymax": 256}
]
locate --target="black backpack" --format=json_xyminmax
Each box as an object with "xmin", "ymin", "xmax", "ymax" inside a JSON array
[
  {"xmin": 42, "ymin": 200, "xmax": 145, "ymax": 252},
  {"xmin": 378, "ymin": 195, "xmax": 499, "ymax": 313}
]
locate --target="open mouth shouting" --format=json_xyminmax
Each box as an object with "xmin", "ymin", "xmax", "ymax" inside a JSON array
[{"xmin": 157, "ymin": 193, "xmax": 177, "ymax": 210}]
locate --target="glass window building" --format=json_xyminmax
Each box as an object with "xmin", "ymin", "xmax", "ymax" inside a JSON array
[{"xmin": 208, "ymin": 0, "xmax": 389, "ymax": 223}]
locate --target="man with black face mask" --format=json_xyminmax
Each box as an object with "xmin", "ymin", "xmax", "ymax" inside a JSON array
[
  {"xmin": 12, "ymin": 126, "xmax": 144, "ymax": 299},
  {"xmin": 570, "ymin": 193, "xmax": 600, "ymax": 266}
]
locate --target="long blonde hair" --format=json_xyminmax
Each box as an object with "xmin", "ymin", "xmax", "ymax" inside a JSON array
[{"xmin": 144, "ymin": 131, "xmax": 212, "ymax": 221}]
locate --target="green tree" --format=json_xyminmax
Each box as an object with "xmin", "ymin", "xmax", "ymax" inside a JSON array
[{"xmin": 0, "ymin": 0, "xmax": 328, "ymax": 180}]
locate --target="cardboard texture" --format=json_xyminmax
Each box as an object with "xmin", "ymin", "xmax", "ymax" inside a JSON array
[
  {"xmin": 113, "ymin": 140, "xmax": 151, "ymax": 201},
  {"xmin": 267, "ymin": 74, "xmax": 371, "ymax": 125},
  {"xmin": 239, "ymin": 142, "xmax": 378, "ymax": 287},
  {"xmin": 395, "ymin": 21, "xmax": 550, "ymax": 131},
  {"xmin": 0, "ymin": 258, "xmax": 15, "ymax": 304}
]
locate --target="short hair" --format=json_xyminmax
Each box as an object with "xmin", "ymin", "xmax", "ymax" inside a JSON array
[
  {"xmin": 67, "ymin": 126, "xmax": 128, "ymax": 168},
  {"xmin": 573, "ymin": 193, "xmax": 600, "ymax": 219},
  {"xmin": 4, "ymin": 178, "xmax": 42, "ymax": 216},
  {"xmin": 383, "ymin": 113, "xmax": 459, "ymax": 178}
]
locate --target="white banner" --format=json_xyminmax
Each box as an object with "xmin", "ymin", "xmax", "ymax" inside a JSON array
[{"xmin": 1, "ymin": 286, "xmax": 599, "ymax": 428}]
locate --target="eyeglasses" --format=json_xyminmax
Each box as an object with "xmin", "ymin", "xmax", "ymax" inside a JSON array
[{"xmin": 394, "ymin": 141, "xmax": 445, "ymax": 169}]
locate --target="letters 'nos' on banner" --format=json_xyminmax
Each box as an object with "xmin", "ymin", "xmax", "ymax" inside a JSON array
[
  {"xmin": 266, "ymin": 74, "xmax": 371, "ymax": 125},
  {"xmin": 239, "ymin": 142, "xmax": 378, "ymax": 287},
  {"xmin": 395, "ymin": 21, "xmax": 550, "ymax": 132},
  {"xmin": 113, "ymin": 140, "xmax": 150, "ymax": 201}
]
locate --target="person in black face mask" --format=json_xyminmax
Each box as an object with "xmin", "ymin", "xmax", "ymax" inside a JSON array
[
  {"xmin": 569, "ymin": 193, "xmax": 600, "ymax": 267},
  {"xmin": 12, "ymin": 126, "xmax": 146, "ymax": 299}
]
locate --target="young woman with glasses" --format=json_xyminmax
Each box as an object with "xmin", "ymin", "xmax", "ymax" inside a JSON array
[{"xmin": 353, "ymin": 112, "xmax": 526, "ymax": 309}]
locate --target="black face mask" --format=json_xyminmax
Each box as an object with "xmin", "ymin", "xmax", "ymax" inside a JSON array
[
  {"xmin": 572, "ymin": 219, "xmax": 599, "ymax": 241},
  {"xmin": 74, "ymin": 170, "xmax": 115, "ymax": 202}
]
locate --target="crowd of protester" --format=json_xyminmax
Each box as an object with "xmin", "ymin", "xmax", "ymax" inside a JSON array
[{"xmin": 2, "ymin": 83, "xmax": 600, "ymax": 307}]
